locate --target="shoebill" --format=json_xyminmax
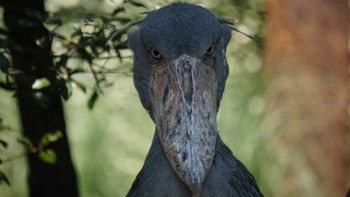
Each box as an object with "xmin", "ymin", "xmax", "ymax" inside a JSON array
[{"xmin": 126, "ymin": 3, "xmax": 263, "ymax": 197}]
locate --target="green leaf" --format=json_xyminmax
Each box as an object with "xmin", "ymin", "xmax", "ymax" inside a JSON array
[
  {"xmin": 127, "ymin": 0, "xmax": 148, "ymax": 9},
  {"xmin": 7, "ymin": 68, "xmax": 23, "ymax": 75},
  {"xmin": 31, "ymin": 78, "xmax": 51, "ymax": 89},
  {"xmin": 0, "ymin": 53, "xmax": 10, "ymax": 73},
  {"xmin": 72, "ymin": 80, "xmax": 87, "ymax": 93},
  {"xmin": 58, "ymin": 81, "xmax": 73, "ymax": 100},
  {"xmin": 87, "ymin": 91, "xmax": 98, "ymax": 109},
  {"xmin": 38, "ymin": 149, "xmax": 57, "ymax": 164},
  {"xmin": 0, "ymin": 171, "xmax": 10, "ymax": 186},
  {"xmin": 32, "ymin": 92, "xmax": 50, "ymax": 109},
  {"xmin": 44, "ymin": 18, "xmax": 63, "ymax": 30},
  {"xmin": 0, "ymin": 140, "xmax": 8, "ymax": 149},
  {"xmin": 0, "ymin": 123, "xmax": 11, "ymax": 130},
  {"xmin": 40, "ymin": 131, "xmax": 63, "ymax": 147},
  {"xmin": 17, "ymin": 137, "xmax": 34, "ymax": 149},
  {"xmin": 54, "ymin": 33, "xmax": 67, "ymax": 41},
  {"xmin": 112, "ymin": 7, "xmax": 125, "ymax": 16},
  {"xmin": 71, "ymin": 27, "xmax": 82, "ymax": 38},
  {"xmin": 46, "ymin": 18, "xmax": 63, "ymax": 26}
]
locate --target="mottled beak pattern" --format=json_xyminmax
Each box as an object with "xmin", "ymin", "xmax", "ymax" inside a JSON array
[{"xmin": 150, "ymin": 55, "xmax": 218, "ymax": 193}]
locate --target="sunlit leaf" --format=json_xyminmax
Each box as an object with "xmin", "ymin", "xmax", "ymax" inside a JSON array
[
  {"xmin": 87, "ymin": 91, "xmax": 98, "ymax": 109},
  {"xmin": 47, "ymin": 130, "xmax": 63, "ymax": 142},
  {"xmin": 38, "ymin": 149, "xmax": 57, "ymax": 164},
  {"xmin": 127, "ymin": 0, "xmax": 148, "ymax": 9},
  {"xmin": 32, "ymin": 78, "xmax": 51, "ymax": 89},
  {"xmin": 0, "ymin": 171, "xmax": 10, "ymax": 186},
  {"xmin": 0, "ymin": 53, "xmax": 10, "ymax": 73},
  {"xmin": 17, "ymin": 137, "xmax": 34, "ymax": 149},
  {"xmin": 40, "ymin": 130, "xmax": 63, "ymax": 147}
]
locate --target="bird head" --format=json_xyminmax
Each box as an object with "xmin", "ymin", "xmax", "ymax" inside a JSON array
[{"xmin": 128, "ymin": 3, "xmax": 231, "ymax": 193}]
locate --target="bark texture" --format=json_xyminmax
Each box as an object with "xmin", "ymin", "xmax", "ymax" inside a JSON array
[
  {"xmin": 263, "ymin": 0, "xmax": 349, "ymax": 196},
  {"xmin": 3, "ymin": 1, "xmax": 79, "ymax": 196}
]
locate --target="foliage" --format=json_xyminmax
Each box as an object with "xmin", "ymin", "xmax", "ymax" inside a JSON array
[
  {"xmin": 0, "ymin": 0, "xmax": 148, "ymax": 107},
  {"xmin": 0, "ymin": 117, "xmax": 63, "ymax": 185},
  {"xmin": 0, "ymin": 0, "xmax": 148, "ymax": 190}
]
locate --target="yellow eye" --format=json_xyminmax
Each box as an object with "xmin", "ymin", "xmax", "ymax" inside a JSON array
[
  {"xmin": 205, "ymin": 45, "xmax": 215, "ymax": 55},
  {"xmin": 151, "ymin": 48, "xmax": 163, "ymax": 60}
]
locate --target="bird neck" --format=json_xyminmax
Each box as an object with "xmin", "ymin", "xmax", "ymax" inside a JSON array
[{"xmin": 127, "ymin": 131, "xmax": 263, "ymax": 196}]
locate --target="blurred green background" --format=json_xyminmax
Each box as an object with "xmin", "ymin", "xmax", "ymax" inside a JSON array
[{"xmin": 0, "ymin": 0, "xmax": 333, "ymax": 196}]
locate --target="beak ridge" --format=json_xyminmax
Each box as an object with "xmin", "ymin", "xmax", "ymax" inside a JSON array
[
  {"xmin": 150, "ymin": 55, "xmax": 218, "ymax": 193},
  {"xmin": 171, "ymin": 55, "xmax": 199, "ymax": 106}
]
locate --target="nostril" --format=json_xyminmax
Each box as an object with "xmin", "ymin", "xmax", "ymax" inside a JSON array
[{"xmin": 184, "ymin": 63, "xmax": 191, "ymax": 69}]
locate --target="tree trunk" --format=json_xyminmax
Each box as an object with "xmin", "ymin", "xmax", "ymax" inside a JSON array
[
  {"xmin": 3, "ymin": 1, "xmax": 79, "ymax": 196},
  {"xmin": 263, "ymin": 0, "xmax": 348, "ymax": 196}
]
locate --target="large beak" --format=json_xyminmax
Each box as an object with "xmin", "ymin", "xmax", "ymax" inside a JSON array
[{"xmin": 150, "ymin": 55, "xmax": 218, "ymax": 193}]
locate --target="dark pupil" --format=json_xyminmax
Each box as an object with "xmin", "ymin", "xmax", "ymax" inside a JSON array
[
  {"xmin": 151, "ymin": 49, "xmax": 161, "ymax": 59},
  {"xmin": 206, "ymin": 46, "xmax": 213, "ymax": 54}
]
